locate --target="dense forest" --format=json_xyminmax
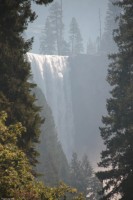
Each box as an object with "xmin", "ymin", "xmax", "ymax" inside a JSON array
[
  {"xmin": 0, "ymin": 0, "xmax": 84, "ymax": 199},
  {"xmin": 97, "ymin": 0, "xmax": 133, "ymax": 199},
  {"xmin": 0, "ymin": 0, "xmax": 133, "ymax": 199}
]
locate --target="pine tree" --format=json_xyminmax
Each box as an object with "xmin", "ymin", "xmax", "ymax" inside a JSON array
[
  {"xmin": 40, "ymin": 1, "xmax": 71, "ymax": 55},
  {"xmin": 97, "ymin": 1, "xmax": 133, "ymax": 199},
  {"xmin": 49, "ymin": 1, "xmax": 65, "ymax": 55},
  {"xmin": 81, "ymin": 154, "xmax": 102, "ymax": 199},
  {"xmin": 69, "ymin": 17, "xmax": 84, "ymax": 55},
  {"xmin": 40, "ymin": 17, "xmax": 56, "ymax": 55},
  {"xmin": 81, "ymin": 154, "xmax": 94, "ymax": 196},
  {"xmin": 70, "ymin": 153, "xmax": 101, "ymax": 198},
  {"xmin": 0, "ymin": 0, "xmax": 53, "ymax": 166},
  {"xmin": 41, "ymin": 1, "xmax": 64, "ymax": 55},
  {"xmin": 99, "ymin": 0, "xmax": 121, "ymax": 54},
  {"xmin": 69, "ymin": 152, "xmax": 83, "ymax": 192}
]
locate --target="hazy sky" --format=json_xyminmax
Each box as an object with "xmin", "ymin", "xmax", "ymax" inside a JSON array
[{"xmin": 27, "ymin": 0, "xmax": 108, "ymax": 53}]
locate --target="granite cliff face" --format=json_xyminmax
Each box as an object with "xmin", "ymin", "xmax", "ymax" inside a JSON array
[
  {"xmin": 28, "ymin": 53, "xmax": 109, "ymax": 166},
  {"xmin": 33, "ymin": 86, "xmax": 69, "ymax": 185},
  {"xmin": 69, "ymin": 55, "xmax": 109, "ymax": 166}
]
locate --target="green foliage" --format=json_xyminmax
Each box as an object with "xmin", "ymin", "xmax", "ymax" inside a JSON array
[
  {"xmin": 0, "ymin": 111, "xmax": 37, "ymax": 198},
  {"xmin": 0, "ymin": 1, "xmax": 85, "ymax": 199},
  {"xmin": 97, "ymin": 1, "xmax": 133, "ymax": 199},
  {"xmin": 0, "ymin": 0, "xmax": 52, "ymax": 166},
  {"xmin": 40, "ymin": 182, "xmax": 85, "ymax": 200},
  {"xmin": 0, "ymin": 111, "xmax": 85, "ymax": 200}
]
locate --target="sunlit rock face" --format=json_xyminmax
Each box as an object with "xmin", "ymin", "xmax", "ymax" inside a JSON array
[{"xmin": 27, "ymin": 53, "xmax": 75, "ymax": 159}]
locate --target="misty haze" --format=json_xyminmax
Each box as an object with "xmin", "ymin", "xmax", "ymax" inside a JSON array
[
  {"xmin": 0, "ymin": 0, "xmax": 132, "ymax": 199},
  {"xmin": 27, "ymin": 0, "xmax": 110, "ymax": 164}
]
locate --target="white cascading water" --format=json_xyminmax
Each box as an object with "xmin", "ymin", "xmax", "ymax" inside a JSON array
[{"xmin": 27, "ymin": 53, "xmax": 74, "ymax": 159}]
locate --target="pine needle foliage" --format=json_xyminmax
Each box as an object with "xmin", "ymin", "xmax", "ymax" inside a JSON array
[
  {"xmin": 97, "ymin": 1, "xmax": 133, "ymax": 199},
  {"xmin": 0, "ymin": 0, "xmax": 53, "ymax": 166},
  {"xmin": 0, "ymin": 111, "xmax": 85, "ymax": 200}
]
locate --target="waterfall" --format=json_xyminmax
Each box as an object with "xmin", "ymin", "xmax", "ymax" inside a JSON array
[{"xmin": 27, "ymin": 53, "xmax": 74, "ymax": 159}]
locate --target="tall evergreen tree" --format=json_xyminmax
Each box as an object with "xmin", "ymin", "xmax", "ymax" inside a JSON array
[
  {"xmin": 97, "ymin": 1, "xmax": 133, "ymax": 199},
  {"xmin": 0, "ymin": 0, "xmax": 53, "ymax": 166},
  {"xmin": 49, "ymin": 1, "xmax": 65, "ymax": 55},
  {"xmin": 69, "ymin": 17, "xmax": 84, "ymax": 55},
  {"xmin": 81, "ymin": 154, "xmax": 102, "ymax": 200},
  {"xmin": 70, "ymin": 153, "xmax": 101, "ymax": 199},
  {"xmin": 40, "ymin": 1, "xmax": 64, "ymax": 55},
  {"xmin": 99, "ymin": 0, "xmax": 121, "ymax": 54},
  {"xmin": 40, "ymin": 17, "xmax": 56, "ymax": 55},
  {"xmin": 81, "ymin": 154, "xmax": 94, "ymax": 196},
  {"xmin": 69, "ymin": 152, "xmax": 83, "ymax": 192}
]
